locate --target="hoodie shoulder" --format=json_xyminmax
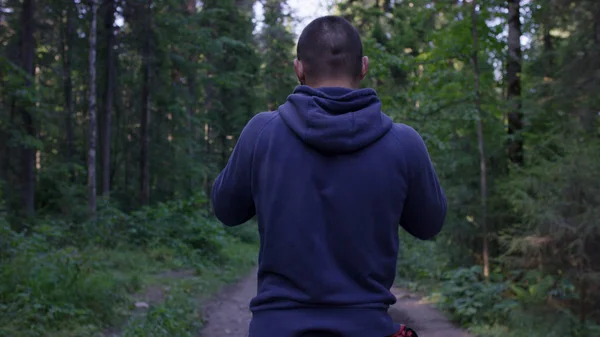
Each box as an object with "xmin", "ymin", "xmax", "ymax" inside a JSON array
[
  {"xmin": 248, "ymin": 111, "xmax": 279, "ymax": 129},
  {"xmin": 389, "ymin": 123, "xmax": 433, "ymax": 163},
  {"xmin": 390, "ymin": 122, "xmax": 436, "ymax": 173},
  {"xmin": 242, "ymin": 111, "xmax": 280, "ymax": 139},
  {"xmin": 391, "ymin": 123, "xmax": 425, "ymax": 146}
]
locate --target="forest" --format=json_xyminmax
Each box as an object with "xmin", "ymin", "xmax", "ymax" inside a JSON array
[{"xmin": 0, "ymin": 0, "xmax": 599, "ymax": 336}]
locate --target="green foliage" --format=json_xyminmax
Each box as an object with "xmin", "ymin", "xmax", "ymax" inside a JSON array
[
  {"xmin": 123, "ymin": 289, "xmax": 201, "ymax": 337},
  {"xmin": 469, "ymin": 307, "xmax": 600, "ymax": 337},
  {"xmin": 438, "ymin": 266, "xmax": 518, "ymax": 326},
  {"xmin": 0, "ymin": 246, "xmax": 129, "ymax": 336},
  {"xmin": 507, "ymin": 271, "xmax": 568, "ymax": 307},
  {"xmin": 122, "ymin": 242, "xmax": 257, "ymax": 336},
  {"xmin": 224, "ymin": 220, "xmax": 260, "ymax": 244},
  {"xmin": 396, "ymin": 230, "xmax": 447, "ymax": 284},
  {"xmin": 395, "ymin": 239, "xmax": 600, "ymax": 335},
  {"xmin": 0, "ymin": 193, "xmax": 258, "ymax": 336},
  {"xmin": 260, "ymin": 0, "xmax": 297, "ymax": 109},
  {"xmin": 85, "ymin": 194, "xmax": 227, "ymax": 260},
  {"xmin": 495, "ymin": 136, "xmax": 600, "ymax": 310}
]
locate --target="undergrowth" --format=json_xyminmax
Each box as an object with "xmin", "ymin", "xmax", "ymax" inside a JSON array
[
  {"xmin": 395, "ymin": 231, "xmax": 600, "ymax": 337},
  {"xmin": 122, "ymin": 242, "xmax": 256, "ymax": 337},
  {"xmin": 0, "ymin": 194, "xmax": 258, "ymax": 337}
]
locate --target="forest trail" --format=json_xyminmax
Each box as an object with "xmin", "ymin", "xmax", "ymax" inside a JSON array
[{"xmin": 198, "ymin": 269, "xmax": 474, "ymax": 337}]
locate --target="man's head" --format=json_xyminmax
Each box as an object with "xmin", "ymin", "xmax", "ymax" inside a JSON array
[{"xmin": 295, "ymin": 16, "xmax": 368, "ymax": 89}]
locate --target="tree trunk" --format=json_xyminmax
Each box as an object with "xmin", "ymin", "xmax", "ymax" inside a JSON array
[
  {"xmin": 139, "ymin": 1, "xmax": 152, "ymax": 206},
  {"xmin": 472, "ymin": 0, "xmax": 489, "ymax": 279},
  {"xmin": 1, "ymin": 101, "xmax": 16, "ymax": 187},
  {"xmin": 88, "ymin": 0, "xmax": 98, "ymax": 214},
  {"xmin": 507, "ymin": 0, "xmax": 523, "ymax": 165},
  {"xmin": 62, "ymin": 1, "xmax": 75, "ymax": 180},
  {"xmin": 543, "ymin": 25, "xmax": 553, "ymax": 73},
  {"xmin": 186, "ymin": 0, "xmax": 197, "ymax": 189},
  {"xmin": 102, "ymin": 0, "xmax": 115, "ymax": 197},
  {"xmin": 383, "ymin": 0, "xmax": 392, "ymax": 13},
  {"xmin": 18, "ymin": 0, "xmax": 36, "ymax": 217},
  {"xmin": 0, "ymin": 116, "xmax": 7, "ymax": 183},
  {"xmin": 204, "ymin": 91, "xmax": 213, "ymax": 212},
  {"xmin": 235, "ymin": 0, "xmax": 254, "ymax": 13},
  {"xmin": 220, "ymin": 133, "xmax": 228, "ymax": 169}
]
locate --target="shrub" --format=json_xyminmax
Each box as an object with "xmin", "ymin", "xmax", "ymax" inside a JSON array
[
  {"xmin": 0, "ymin": 192, "xmax": 254, "ymax": 335},
  {"xmin": 122, "ymin": 288, "xmax": 201, "ymax": 337},
  {"xmin": 438, "ymin": 266, "xmax": 518, "ymax": 326},
  {"xmin": 0, "ymin": 245, "xmax": 128, "ymax": 335},
  {"xmin": 396, "ymin": 230, "xmax": 448, "ymax": 285},
  {"xmin": 80, "ymin": 193, "xmax": 228, "ymax": 259},
  {"xmin": 224, "ymin": 220, "xmax": 259, "ymax": 244}
]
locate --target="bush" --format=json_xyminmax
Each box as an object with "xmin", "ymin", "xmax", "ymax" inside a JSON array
[
  {"xmin": 0, "ymin": 193, "xmax": 257, "ymax": 336},
  {"xmin": 497, "ymin": 138, "xmax": 600, "ymax": 323},
  {"xmin": 224, "ymin": 220, "xmax": 259, "ymax": 244},
  {"xmin": 0, "ymin": 245, "xmax": 129, "ymax": 335},
  {"xmin": 438, "ymin": 266, "xmax": 518, "ymax": 326},
  {"xmin": 83, "ymin": 194, "xmax": 227, "ymax": 259},
  {"xmin": 122, "ymin": 288, "xmax": 201, "ymax": 337},
  {"xmin": 396, "ymin": 229, "xmax": 448, "ymax": 289}
]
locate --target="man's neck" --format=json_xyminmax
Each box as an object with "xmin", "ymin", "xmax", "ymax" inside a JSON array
[{"xmin": 307, "ymin": 79, "xmax": 359, "ymax": 89}]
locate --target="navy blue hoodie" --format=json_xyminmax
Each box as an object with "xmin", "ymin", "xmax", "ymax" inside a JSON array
[{"xmin": 212, "ymin": 86, "xmax": 447, "ymax": 337}]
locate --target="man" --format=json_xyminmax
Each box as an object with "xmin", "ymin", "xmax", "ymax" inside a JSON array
[{"xmin": 211, "ymin": 15, "xmax": 447, "ymax": 337}]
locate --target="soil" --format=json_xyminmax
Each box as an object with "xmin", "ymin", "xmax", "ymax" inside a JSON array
[
  {"xmin": 198, "ymin": 270, "xmax": 257, "ymax": 336},
  {"xmin": 388, "ymin": 288, "xmax": 474, "ymax": 337},
  {"xmin": 198, "ymin": 269, "xmax": 475, "ymax": 337}
]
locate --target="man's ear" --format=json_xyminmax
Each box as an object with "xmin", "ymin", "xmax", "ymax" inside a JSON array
[
  {"xmin": 294, "ymin": 59, "xmax": 305, "ymax": 85},
  {"xmin": 360, "ymin": 56, "xmax": 369, "ymax": 81}
]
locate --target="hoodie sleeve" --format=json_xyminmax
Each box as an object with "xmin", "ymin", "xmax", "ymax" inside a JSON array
[
  {"xmin": 212, "ymin": 112, "xmax": 273, "ymax": 227},
  {"xmin": 398, "ymin": 125, "xmax": 447, "ymax": 240}
]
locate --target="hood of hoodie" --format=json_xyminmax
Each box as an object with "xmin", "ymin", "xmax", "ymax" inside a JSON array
[{"xmin": 278, "ymin": 85, "xmax": 393, "ymax": 154}]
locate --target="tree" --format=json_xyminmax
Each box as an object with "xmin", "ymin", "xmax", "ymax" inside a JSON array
[
  {"xmin": 17, "ymin": 0, "xmax": 36, "ymax": 217},
  {"xmin": 471, "ymin": 0, "xmax": 489, "ymax": 279},
  {"xmin": 88, "ymin": 0, "xmax": 98, "ymax": 214},
  {"xmin": 101, "ymin": 0, "xmax": 116, "ymax": 197},
  {"xmin": 507, "ymin": 0, "xmax": 522, "ymax": 165},
  {"xmin": 139, "ymin": 0, "xmax": 152, "ymax": 206},
  {"xmin": 260, "ymin": 0, "xmax": 297, "ymax": 110},
  {"xmin": 61, "ymin": 1, "xmax": 76, "ymax": 180}
]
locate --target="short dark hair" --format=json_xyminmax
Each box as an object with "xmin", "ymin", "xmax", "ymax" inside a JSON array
[{"xmin": 297, "ymin": 16, "xmax": 363, "ymax": 81}]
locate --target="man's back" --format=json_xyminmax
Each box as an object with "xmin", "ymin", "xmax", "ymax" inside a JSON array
[{"xmin": 212, "ymin": 86, "xmax": 446, "ymax": 336}]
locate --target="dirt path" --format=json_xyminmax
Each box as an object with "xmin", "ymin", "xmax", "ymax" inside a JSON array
[
  {"xmin": 388, "ymin": 288, "xmax": 474, "ymax": 337},
  {"xmin": 199, "ymin": 269, "xmax": 257, "ymax": 337},
  {"xmin": 199, "ymin": 270, "xmax": 474, "ymax": 337}
]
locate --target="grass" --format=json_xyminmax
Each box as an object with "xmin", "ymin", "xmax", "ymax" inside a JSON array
[
  {"xmin": 394, "ymin": 277, "xmax": 600, "ymax": 337},
  {"xmin": 468, "ymin": 309, "xmax": 600, "ymax": 337},
  {"xmin": 394, "ymin": 231, "xmax": 600, "ymax": 337},
  {"xmin": 0, "ymin": 222, "xmax": 258, "ymax": 337},
  {"xmin": 120, "ymin": 241, "xmax": 257, "ymax": 337}
]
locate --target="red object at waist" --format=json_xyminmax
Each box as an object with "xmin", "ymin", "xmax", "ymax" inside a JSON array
[{"xmin": 391, "ymin": 325, "xmax": 418, "ymax": 337}]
